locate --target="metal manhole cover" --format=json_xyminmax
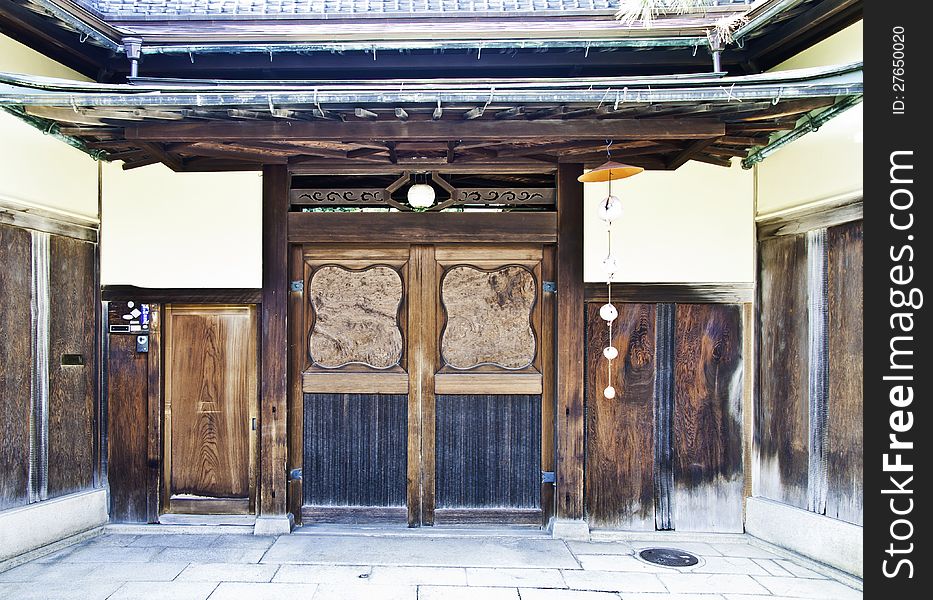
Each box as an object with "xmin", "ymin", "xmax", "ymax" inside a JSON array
[{"xmin": 639, "ymin": 548, "xmax": 700, "ymax": 567}]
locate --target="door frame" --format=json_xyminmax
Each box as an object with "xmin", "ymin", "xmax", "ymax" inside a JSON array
[
  {"xmin": 287, "ymin": 217, "xmax": 557, "ymax": 526},
  {"xmin": 161, "ymin": 303, "xmax": 260, "ymax": 515}
]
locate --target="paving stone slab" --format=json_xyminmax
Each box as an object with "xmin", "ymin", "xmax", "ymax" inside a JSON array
[
  {"xmin": 753, "ymin": 576, "xmax": 862, "ymax": 599},
  {"xmin": 419, "ymin": 585, "xmax": 520, "ymax": 600},
  {"xmin": 620, "ymin": 595, "xmax": 726, "ymax": 600},
  {"xmin": 708, "ymin": 544, "xmax": 782, "ymax": 559},
  {"xmin": 658, "ymin": 573, "xmax": 771, "ymax": 595},
  {"xmin": 689, "ymin": 557, "xmax": 771, "ymax": 576},
  {"xmin": 520, "ymin": 588, "xmax": 621, "ymax": 600},
  {"xmin": 176, "ymin": 562, "xmax": 281, "ymax": 582},
  {"xmin": 154, "ymin": 546, "xmax": 267, "ymax": 563},
  {"xmin": 108, "ymin": 581, "xmax": 219, "ymax": 600},
  {"xmin": 272, "ymin": 564, "xmax": 373, "ymax": 583},
  {"xmin": 750, "ymin": 560, "xmax": 795, "ymax": 577},
  {"xmin": 567, "ymin": 542, "xmax": 636, "ymax": 556},
  {"xmin": 312, "ymin": 583, "xmax": 417, "ymax": 599},
  {"xmin": 368, "ymin": 565, "xmax": 468, "ymax": 586},
  {"xmin": 128, "ymin": 534, "xmax": 220, "ymax": 548},
  {"xmin": 561, "ymin": 570, "xmax": 667, "ymax": 593},
  {"xmin": 207, "ymin": 582, "xmax": 319, "ymax": 599},
  {"xmin": 577, "ymin": 555, "xmax": 678, "ymax": 574},
  {"xmin": 261, "ymin": 535, "xmax": 579, "ymax": 568},
  {"xmin": 0, "ymin": 561, "xmax": 97, "ymax": 582},
  {"xmin": 86, "ymin": 561, "xmax": 191, "ymax": 582},
  {"xmin": 0, "ymin": 581, "xmax": 122, "ymax": 600},
  {"xmin": 466, "ymin": 567, "xmax": 566, "ymax": 588},
  {"xmin": 37, "ymin": 545, "xmax": 163, "ymax": 563},
  {"xmin": 768, "ymin": 560, "xmax": 826, "ymax": 579}
]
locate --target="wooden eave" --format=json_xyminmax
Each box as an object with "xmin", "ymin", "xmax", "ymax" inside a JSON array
[{"xmin": 0, "ymin": 62, "xmax": 862, "ymax": 174}]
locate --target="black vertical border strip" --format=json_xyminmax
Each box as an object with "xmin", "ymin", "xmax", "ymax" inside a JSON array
[
  {"xmin": 654, "ymin": 302, "xmax": 675, "ymax": 530},
  {"xmin": 864, "ymin": 2, "xmax": 928, "ymax": 593}
]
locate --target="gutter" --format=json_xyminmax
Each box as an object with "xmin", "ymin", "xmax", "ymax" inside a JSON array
[
  {"xmin": 1, "ymin": 105, "xmax": 104, "ymax": 159},
  {"xmin": 741, "ymin": 94, "xmax": 862, "ymax": 168},
  {"xmin": 28, "ymin": 0, "xmax": 122, "ymax": 52},
  {"xmin": 731, "ymin": 0, "xmax": 810, "ymax": 44}
]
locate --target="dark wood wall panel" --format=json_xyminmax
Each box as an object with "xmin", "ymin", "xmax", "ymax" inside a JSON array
[
  {"xmin": 107, "ymin": 334, "xmax": 150, "ymax": 522},
  {"xmin": 757, "ymin": 234, "xmax": 810, "ymax": 509},
  {"xmin": 0, "ymin": 224, "xmax": 33, "ymax": 511},
  {"xmin": 47, "ymin": 236, "xmax": 96, "ymax": 499},
  {"xmin": 672, "ymin": 304, "xmax": 745, "ymax": 532},
  {"xmin": 826, "ymin": 221, "xmax": 864, "ymax": 525},
  {"xmin": 584, "ymin": 302, "xmax": 656, "ymax": 530},
  {"xmin": 435, "ymin": 394, "xmax": 541, "ymax": 509},
  {"xmin": 303, "ymin": 393, "xmax": 407, "ymax": 507}
]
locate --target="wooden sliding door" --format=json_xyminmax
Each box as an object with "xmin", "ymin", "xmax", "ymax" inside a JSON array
[
  {"xmin": 163, "ymin": 305, "xmax": 259, "ymax": 515},
  {"xmin": 294, "ymin": 244, "xmax": 553, "ymax": 526}
]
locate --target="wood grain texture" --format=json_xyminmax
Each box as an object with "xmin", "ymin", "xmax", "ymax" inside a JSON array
[
  {"xmin": 435, "ymin": 394, "xmax": 541, "ymax": 511},
  {"xmin": 584, "ymin": 282, "xmax": 755, "ymax": 304},
  {"xmin": 0, "ymin": 224, "xmax": 33, "ymax": 511},
  {"xmin": 539, "ymin": 247, "xmax": 556, "ymax": 524},
  {"xmin": 826, "ymin": 221, "xmax": 863, "ymax": 525},
  {"xmin": 103, "ymin": 286, "xmax": 262, "ymax": 304},
  {"xmin": 673, "ymin": 304, "xmax": 744, "ymax": 532},
  {"xmin": 440, "ymin": 265, "xmax": 536, "ymax": 370},
  {"xmin": 434, "ymin": 372, "xmax": 542, "ymax": 394},
  {"xmin": 107, "ymin": 334, "xmax": 150, "ymax": 522},
  {"xmin": 556, "ymin": 163, "xmax": 585, "ymax": 519},
  {"xmin": 302, "ymin": 393, "xmax": 408, "ymax": 508},
  {"xmin": 46, "ymin": 235, "xmax": 97, "ymax": 499},
  {"xmin": 165, "ymin": 307, "xmax": 257, "ymax": 503},
  {"xmin": 288, "ymin": 244, "xmax": 305, "ymax": 521},
  {"xmin": 756, "ymin": 234, "xmax": 810, "ymax": 509},
  {"xmin": 288, "ymin": 212, "xmax": 557, "ymax": 244},
  {"xmin": 147, "ymin": 307, "xmax": 162, "ymax": 522},
  {"xmin": 261, "ymin": 164, "xmax": 289, "ymax": 516},
  {"xmin": 308, "ymin": 265, "xmax": 403, "ymax": 369},
  {"xmin": 584, "ymin": 302, "xmax": 656, "ymax": 530}
]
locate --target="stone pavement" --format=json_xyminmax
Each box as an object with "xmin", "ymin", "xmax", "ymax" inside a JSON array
[{"xmin": 0, "ymin": 528, "xmax": 862, "ymax": 599}]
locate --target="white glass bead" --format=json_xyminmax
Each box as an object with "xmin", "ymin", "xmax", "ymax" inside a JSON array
[
  {"xmin": 596, "ymin": 195, "xmax": 623, "ymax": 222},
  {"xmin": 599, "ymin": 303, "xmax": 618, "ymax": 322},
  {"xmin": 603, "ymin": 346, "xmax": 619, "ymax": 360},
  {"xmin": 604, "ymin": 386, "xmax": 616, "ymax": 399},
  {"xmin": 602, "ymin": 254, "xmax": 619, "ymax": 276}
]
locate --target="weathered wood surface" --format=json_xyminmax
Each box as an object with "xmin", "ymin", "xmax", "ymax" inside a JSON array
[
  {"xmin": 584, "ymin": 282, "xmax": 755, "ymax": 304},
  {"xmin": 46, "ymin": 236, "xmax": 96, "ymax": 499},
  {"xmin": 309, "ymin": 265, "xmax": 403, "ymax": 369},
  {"xmin": 584, "ymin": 302, "xmax": 656, "ymax": 530},
  {"xmin": 756, "ymin": 234, "xmax": 810, "ymax": 509},
  {"xmin": 435, "ymin": 394, "xmax": 541, "ymax": 511},
  {"xmin": 757, "ymin": 198, "xmax": 863, "ymax": 240},
  {"xmin": 303, "ymin": 393, "xmax": 408, "ymax": 508},
  {"xmin": 440, "ymin": 265, "xmax": 536, "ymax": 370},
  {"xmin": 672, "ymin": 303, "xmax": 744, "ymax": 532},
  {"xmin": 147, "ymin": 307, "xmax": 162, "ymax": 522},
  {"xmin": 288, "ymin": 212, "xmax": 557, "ymax": 244},
  {"xmin": 0, "ymin": 224, "xmax": 33, "ymax": 511},
  {"xmin": 107, "ymin": 334, "xmax": 150, "ymax": 522},
  {"xmin": 261, "ymin": 164, "xmax": 289, "ymax": 517},
  {"xmin": 826, "ymin": 221, "xmax": 863, "ymax": 525},
  {"xmin": 539, "ymin": 247, "xmax": 556, "ymax": 524},
  {"xmin": 555, "ymin": 163, "xmax": 585, "ymax": 520},
  {"xmin": 103, "ymin": 286, "xmax": 262, "ymax": 304},
  {"xmin": 166, "ymin": 307, "xmax": 256, "ymax": 501}
]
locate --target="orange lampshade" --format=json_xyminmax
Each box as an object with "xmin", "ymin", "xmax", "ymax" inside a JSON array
[{"xmin": 577, "ymin": 160, "xmax": 644, "ymax": 183}]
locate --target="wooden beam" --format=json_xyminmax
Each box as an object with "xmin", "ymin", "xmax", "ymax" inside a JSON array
[
  {"xmin": 260, "ymin": 165, "xmax": 289, "ymax": 521},
  {"xmin": 137, "ymin": 142, "xmax": 185, "ymax": 172},
  {"xmin": 583, "ymin": 282, "xmax": 755, "ymax": 304},
  {"xmin": 555, "ymin": 163, "xmax": 585, "ymax": 521},
  {"xmin": 126, "ymin": 119, "xmax": 726, "ymax": 143},
  {"xmin": 287, "ymin": 212, "xmax": 557, "ymax": 244},
  {"xmin": 102, "ymin": 286, "xmax": 262, "ymax": 304},
  {"xmin": 666, "ymin": 138, "xmax": 720, "ymax": 170},
  {"xmin": 146, "ymin": 306, "xmax": 163, "ymax": 523}
]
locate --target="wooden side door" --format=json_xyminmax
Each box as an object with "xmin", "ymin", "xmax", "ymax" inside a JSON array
[{"xmin": 163, "ymin": 304, "xmax": 259, "ymax": 514}]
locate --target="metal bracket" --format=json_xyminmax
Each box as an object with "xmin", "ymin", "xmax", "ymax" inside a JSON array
[
  {"xmin": 290, "ymin": 280, "xmax": 304, "ymax": 293},
  {"xmin": 288, "ymin": 468, "xmax": 302, "ymax": 481},
  {"xmin": 541, "ymin": 471, "xmax": 556, "ymax": 484},
  {"xmin": 543, "ymin": 281, "xmax": 557, "ymax": 294}
]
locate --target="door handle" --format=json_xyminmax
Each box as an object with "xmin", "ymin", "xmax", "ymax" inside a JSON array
[{"xmin": 251, "ymin": 417, "xmax": 257, "ymax": 431}]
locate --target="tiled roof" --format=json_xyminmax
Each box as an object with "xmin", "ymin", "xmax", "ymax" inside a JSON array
[{"xmin": 83, "ymin": 0, "xmax": 622, "ymax": 18}]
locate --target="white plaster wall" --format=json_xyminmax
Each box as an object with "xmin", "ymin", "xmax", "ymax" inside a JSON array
[
  {"xmin": 100, "ymin": 163, "xmax": 263, "ymax": 288},
  {"xmin": 756, "ymin": 22, "xmax": 863, "ymax": 214},
  {"xmin": 584, "ymin": 160, "xmax": 754, "ymax": 283},
  {"xmin": 0, "ymin": 34, "xmax": 98, "ymax": 219}
]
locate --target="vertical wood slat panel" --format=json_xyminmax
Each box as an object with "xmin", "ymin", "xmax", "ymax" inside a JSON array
[
  {"xmin": 46, "ymin": 236, "xmax": 96, "ymax": 499},
  {"xmin": 0, "ymin": 224, "xmax": 33, "ymax": 511},
  {"xmin": 672, "ymin": 304, "xmax": 744, "ymax": 533},
  {"xmin": 826, "ymin": 221, "xmax": 864, "ymax": 525},
  {"xmin": 584, "ymin": 302, "xmax": 656, "ymax": 530},
  {"xmin": 435, "ymin": 394, "xmax": 541, "ymax": 509},
  {"xmin": 654, "ymin": 303, "xmax": 674, "ymax": 531},
  {"xmin": 756, "ymin": 234, "xmax": 810, "ymax": 509},
  {"xmin": 107, "ymin": 334, "xmax": 150, "ymax": 522},
  {"xmin": 303, "ymin": 393, "xmax": 408, "ymax": 508}
]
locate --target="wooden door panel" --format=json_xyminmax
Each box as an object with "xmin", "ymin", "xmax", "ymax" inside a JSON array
[{"xmin": 164, "ymin": 305, "xmax": 258, "ymax": 513}]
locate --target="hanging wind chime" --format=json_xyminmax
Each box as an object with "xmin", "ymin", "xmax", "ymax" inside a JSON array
[{"xmin": 578, "ymin": 142, "xmax": 644, "ymax": 399}]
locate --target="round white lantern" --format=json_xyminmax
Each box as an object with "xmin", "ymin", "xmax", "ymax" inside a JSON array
[
  {"xmin": 599, "ymin": 303, "xmax": 618, "ymax": 322},
  {"xmin": 407, "ymin": 183, "xmax": 436, "ymax": 209},
  {"xmin": 604, "ymin": 386, "xmax": 616, "ymax": 399},
  {"xmin": 603, "ymin": 346, "xmax": 619, "ymax": 360}
]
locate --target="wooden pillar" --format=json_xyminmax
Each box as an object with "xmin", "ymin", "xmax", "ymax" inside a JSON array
[
  {"xmin": 257, "ymin": 164, "xmax": 291, "ymax": 534},
  {"xmin": 554, "ymin": 163, "xmax": 587, "ymax": 531}
]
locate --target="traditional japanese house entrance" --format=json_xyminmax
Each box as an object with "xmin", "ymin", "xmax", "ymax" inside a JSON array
[{"xmin": 286, "ymin": 196, "xmax": 557, "ymax": 527}]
